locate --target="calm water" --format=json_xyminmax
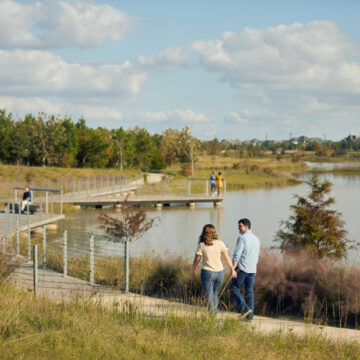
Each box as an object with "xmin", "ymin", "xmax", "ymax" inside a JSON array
[{"xmin": 46, "ymin": 172, "xmax": 360, "ymax": 264}]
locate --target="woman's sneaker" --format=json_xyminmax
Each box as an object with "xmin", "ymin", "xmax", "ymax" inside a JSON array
[{"xmin": 239, "ymin": 309, "xmax": 252, "ymax": 320}]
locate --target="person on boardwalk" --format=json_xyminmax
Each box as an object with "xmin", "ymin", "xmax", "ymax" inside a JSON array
[
  {"xmin": 21, "ymin": 186, "xmax": 32, "ymax": 212},
  {"xmin": 216, "ymin": 172, "xmax": 224, "ymax": 197},
  {"xmin": 210, "ymin": 171, "xmax": 216, "ymax": 196},
  {"xmin": 231, "ymin": 218, "xmax": 260, "ymax": 320},
  {"xmin": 192, "ymin": 224, "xmax": 236, "ymax": 314}
]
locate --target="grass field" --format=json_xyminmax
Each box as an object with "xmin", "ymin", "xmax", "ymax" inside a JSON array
[{"xmin": 1, "ymin": 284, "xmax": 360, "ymax": 360}]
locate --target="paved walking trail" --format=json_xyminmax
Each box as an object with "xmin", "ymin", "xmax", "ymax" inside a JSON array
[{"xmin": 9, "ymin": 258, "xmax": 360, "ymax": 343}]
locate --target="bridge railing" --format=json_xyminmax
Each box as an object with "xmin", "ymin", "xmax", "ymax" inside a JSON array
[{"xmin": 136, "ymin": 177, "xmax": 226, "ymax": 197}]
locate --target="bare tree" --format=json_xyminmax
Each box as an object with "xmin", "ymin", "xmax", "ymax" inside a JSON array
[{"xmin": 98, "ymin": 203, "xmax": 158, "ymax": 292}]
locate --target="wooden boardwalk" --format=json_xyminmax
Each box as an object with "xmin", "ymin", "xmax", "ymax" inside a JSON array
[
  {"xmin": 67, "ymin": 194, "xmax": 224, "ymax": 208},
  {"xmin": 0, "ymin": 211, "xmax": 65, "ymax": 240}
]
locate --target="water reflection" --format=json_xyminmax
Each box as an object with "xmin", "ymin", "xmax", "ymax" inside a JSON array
[{"xmin": 45, "ymin": 173, "xmax": 360, "ymax": 265}]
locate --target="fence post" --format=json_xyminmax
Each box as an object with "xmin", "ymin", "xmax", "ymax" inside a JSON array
[
  {"xmin": 50, "ymin": 192, "xmax": 54, "ymax": 216},
  {"xmin": 27, "ymin": 202, "xmax": 31, "ymax": 260},
  {"xmin": 63, "ymin": 230, "xmax": 67, "ymax": 276},
  {"xmin": 33, "ymin": 244, "xmax": 38, "ymax": 296},
  {"xmin": 14, "ymin": 188, "xmax": 17, "ymax": 202},
  {"xmin": 86, "ymin": 177, "xmax": 89, "ymax": 198},
  {"xmin": 124, "ymin": 239, "xmax": 129, "ymax": 293},
  {"xmin": 89, "ymin": 234, "xmax": 94, "ymax": 284},
  {"xmin": 42, "ymin": 225, "xmax": 46, "ymax": 268},
  {"xmin": 60, "ymin": 191, "xmax": 63, "ymax": 216},
  {"xmin": 186, "ymin": 179, "xmax": 190, "ymax": 196},
  {"xmin": 39, "ymin": 196, "xmax": 42, "ymax": 221},
  {"xmin": 4, "ymin": 205, "xmax": 8, "ymax": 241},
  {"xmin": 9, "ymin": 203, "xmax": 14, "ymax": 240},
  {"xmin": 206, "ymin": 180, "xmax": 208, "ymax": 196},
  {"xmin": 16, "ymin": 217, "xmax": 20, "ymax": 254},
  {"xmin": 45, "ymin": 191, "xmax": 49, "ymax": 214}
]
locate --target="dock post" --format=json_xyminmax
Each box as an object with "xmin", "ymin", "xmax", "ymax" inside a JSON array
[
  {"xmin": 42, "ymin": 225, "xmax": 46, "ymax": 268},
  {"xmin": 63, "ymin": 230, "xmax": 67, "ymax": 276},
  {"xmin": 124, "ymin": 239, "xmax": 129, "ymax": 293},
  {"xmin": 89, "ymin": 234, "xmax": 94, "ymax": 284},
  {"xmin": 206, "ymin": 180, "xmax": 209, "ymax": 196},
  {"xmin": 33, "ymin": 244, "xmax": 38, "ymax": 296},
  {"xmin": 27, "ymin": 203, "xmax": 31, "ymax": 260}
]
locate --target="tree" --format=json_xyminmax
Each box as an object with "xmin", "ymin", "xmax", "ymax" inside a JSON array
[
  {"xmin": 274, "ymin": 175, "xmax": 356, "ymax": 260},
  {"xmin": 160, "ymin": 128, "xmax": 179, "ymax": 166},
  {"xmin": 99, "ymin": 204, "xmax": 158, "ymax": 292},
  {"xmin": 177, "ymin": 126, "xmax": 201, "ymax": 176}
]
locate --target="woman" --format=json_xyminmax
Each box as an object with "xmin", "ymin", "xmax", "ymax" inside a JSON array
[
  {"xmin": 216, "ymin": 172, "xmax": 224, "ymax": 197},
  {"xmin": 192, "ymin": 224, "xmax": 236, "ymax": 314}
]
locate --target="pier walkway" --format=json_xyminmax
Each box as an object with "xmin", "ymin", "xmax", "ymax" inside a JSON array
[
  {"xmin": 0, "ymin": 211, "xmax": 65, "ymax": 240},
  {"xmin": 67, "ymin": 194, "xmax": 223, "ymax": 208}
]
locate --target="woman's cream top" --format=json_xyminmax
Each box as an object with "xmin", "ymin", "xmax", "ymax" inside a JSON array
[{"xmin": 196, "ymin": 240, "xmax": 228, "ymax": 272}]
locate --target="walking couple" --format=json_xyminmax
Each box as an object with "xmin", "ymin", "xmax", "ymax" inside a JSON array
[{"xmin": 192, "ymin": 218, "xmax": 260, "ymax": 320}]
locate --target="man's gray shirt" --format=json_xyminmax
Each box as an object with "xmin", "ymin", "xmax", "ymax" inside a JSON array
[{"xmin": 232, "ymin": 230, "xmax": 260, "ymax": 274}]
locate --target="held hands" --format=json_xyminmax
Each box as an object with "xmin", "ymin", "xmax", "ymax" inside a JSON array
[{"xmin": 231, "ymin": 268, "xmax": 237, "ymax": 278}]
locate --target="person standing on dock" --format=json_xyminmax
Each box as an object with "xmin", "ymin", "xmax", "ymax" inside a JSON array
[
  {"xmin": 216, "ymin": 172, "xmax": 224, "ymax": 197},
  {"xmin": 230, "ymin": 218, "xmax": 260, "ymax": 320},
  {"xmin": 210, "ymin": 171, "xmax": 216, "ymax": 196},
  {"xmin": 192, "ymin": 224, "xmax": 236, "ymax": 314},
  {"xmin": 21, "ymin": 186, "xmax": 32, "ymax": 212}
]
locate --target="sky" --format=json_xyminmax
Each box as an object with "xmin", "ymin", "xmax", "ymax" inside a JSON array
[{"xmin": 0, "ymin": 0, "xmax": 359, "ymax": 141}]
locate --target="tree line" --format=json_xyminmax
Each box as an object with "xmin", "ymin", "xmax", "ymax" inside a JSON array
[{"xmin": 0, "ymin": 110, "xmax": 221, "ymax": 169}]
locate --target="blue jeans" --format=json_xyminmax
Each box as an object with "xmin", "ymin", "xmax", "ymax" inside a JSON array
[
  {"xmin": 230, "ymin": 270, "xmax": 256, "ymax": 318},
  {"xmin": 201, "ymin": 269, "xmax": 224, "ymax": 314}
]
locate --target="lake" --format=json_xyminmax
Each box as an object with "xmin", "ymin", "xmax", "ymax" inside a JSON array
[{"xmin": 44, "ymin": 170, "xmax": 360, "ymax": 265}]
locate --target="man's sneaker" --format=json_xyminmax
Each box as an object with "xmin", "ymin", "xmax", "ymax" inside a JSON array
[{"xmin": 239, "ymin": 309, "xmax": 252, "ymax": 320}]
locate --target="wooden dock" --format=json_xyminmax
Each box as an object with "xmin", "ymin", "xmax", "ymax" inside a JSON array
[
  {"xmin": 68, "ymin": 194, "xmax": 223, "ymax": 208},
  {"xmin": 0, "ymin": 212, "xmax": 65, "ymax": 240}
]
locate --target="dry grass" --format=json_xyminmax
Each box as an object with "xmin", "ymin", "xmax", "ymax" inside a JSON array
[
  {"xmin": 0, "ymin": 285, "xmax": 360, "ymax": 359},
  {"xmin": 15, "ymin": 232, "xmax": 360, "ymax": 329}
]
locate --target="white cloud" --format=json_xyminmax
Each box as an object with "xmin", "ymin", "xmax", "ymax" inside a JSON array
[
  {"xmin": 0, "ymin": 0, "xmax": 135, "ymax": 49},
  {"xmin": 0, "ymin": 49, "xmax": 146, "ymax": 99},
  {"xmin": 193, "ymin": 21, "xmax": 360, "ymax": 98},
  {"xmin": 137, "ymin": 46, "xmax": 190, "ymax": 71},
  {"xmin": 137, "ymin": 109, "xmax": 210, "ymax": 124},
  {"xmin": 224, "ymin": 112, "xmax": 249, "ymax": 125}
]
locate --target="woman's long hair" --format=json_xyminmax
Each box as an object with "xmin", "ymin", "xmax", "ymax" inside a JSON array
[{"xmin": 199, "ymin": 224, "xmax": 218, "ymax": 246}]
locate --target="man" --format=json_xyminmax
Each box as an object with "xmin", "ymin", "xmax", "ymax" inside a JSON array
[
  {"xmin": 231, "ymin": 218, "xmax": 260, "ymax": 320},
  {"xmin": 21, "ymin": 186, "xmax": 32, "ymax": 212},
  {"xmin": 210, "ymin": 171, "xmax": 216, "ymax": 196}
]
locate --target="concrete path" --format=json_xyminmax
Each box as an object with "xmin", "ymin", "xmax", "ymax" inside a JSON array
[{"xmin": 9, "ymin": 259, "xmax": 360, "ymax": 343}]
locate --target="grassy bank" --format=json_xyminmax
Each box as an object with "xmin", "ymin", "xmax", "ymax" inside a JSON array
[
  {"xmin": 169, "ymin": 156, "xmax": 305, "ymax": 190},
  {"xmin": 0, "ymin": 164, "xmax": 140, "ymax": 201},
  {"xmin": 1, "ymin": 285, "xmax": 360, "ymax": 359},
  {"xmin": 312, "ymin": 166, "xmax": 360, "ymax": 176}
]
